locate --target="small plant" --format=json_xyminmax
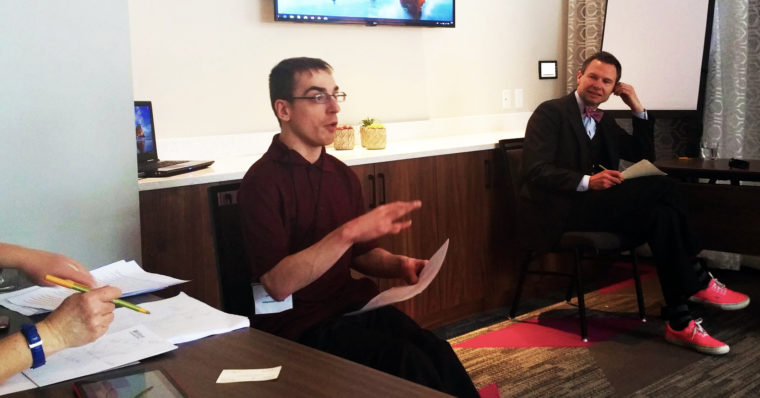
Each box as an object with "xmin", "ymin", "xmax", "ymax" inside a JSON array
[{"xmin": 362, "ymin": 117, "xmax": 384, "ymax": 129}]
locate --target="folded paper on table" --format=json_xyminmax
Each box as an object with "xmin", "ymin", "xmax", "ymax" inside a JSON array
[
  {"xmin": 345, "ymin": 239, "xmax": 449, "ymax": 316},
  {"xmin": 216, "ymin": 367, "xmax": 282, "ymax": 383},
  {"xmin": 622, "ymin": 159, "xmax": 667, "ymax": 179},
  {"xmin": 7, "ymin": 260, "xmax": 187, "ymax": 312},
  {"xmin": 107, "ymin": 292, "xmax": 250, "ymax": 344}
]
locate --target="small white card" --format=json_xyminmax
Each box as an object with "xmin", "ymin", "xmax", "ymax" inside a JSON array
[
  {"xmin": 252, "ymin": 283, "xmax": 293, "ymax": 314},
  {"xmin": 216, "ymin": 367, "xmax": 282, "ymax": 383}
]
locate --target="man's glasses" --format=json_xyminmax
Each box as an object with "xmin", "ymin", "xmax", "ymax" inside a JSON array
[{"xmin": 290, "ymin": 92, "xmax": 347, "ymax": 104}]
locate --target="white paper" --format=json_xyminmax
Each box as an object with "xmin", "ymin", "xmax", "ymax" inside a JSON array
[
  {"xmin": 216, "ymin": 367, "xmax": 282, "ymax": 383},
  {"xmin": 622, "ymin": 159, "xmax": 667, "ymax": 179},
  {"xmin": 253, "ymin": 283, "xmax": 293, "ymax": 314},
  {"xmin": 22, "ymin": 325, "xmax": 177, "ymax": 387},
  {"xmin": 107, "ymin": 292, "xmax": 250, "ymax": 344},
  {"xmin": 0, "ymin": 286, "xmax": 47, "ymax": 316},
  {"xmin": 345, "ymin": 239, "xmax": 449, "ymax": 316},
  {"xmin": 8, "ymin": 260, "xmax": 187, "ymax": 312},
  {"xmin": 0, "ymin": 373, "xmax": 37, "ymax": 396}
]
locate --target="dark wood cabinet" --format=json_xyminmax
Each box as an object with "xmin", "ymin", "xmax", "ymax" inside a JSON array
[
  {"xmin": 350, "ymin": 150, "xmax": 508, "ymax": 329},
  {"xmin": 139, "ymin": 181, "xmax": 231, "ymax": 308}
]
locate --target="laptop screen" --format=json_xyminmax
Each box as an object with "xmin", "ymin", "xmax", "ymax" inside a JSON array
[{"xmin": 135, "ymin": 101, "xmax": 158, "ymax": 163}]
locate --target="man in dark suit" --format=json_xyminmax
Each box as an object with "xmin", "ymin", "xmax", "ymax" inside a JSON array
[{"xmin": 521, "ymin": 51, "xmax": 749, "ymax": 355}]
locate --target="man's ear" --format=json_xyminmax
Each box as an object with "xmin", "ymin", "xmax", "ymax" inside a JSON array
[
  {"xmin": 274, "ymin": 99, "xmax": 291, "ymax": 123},
  {"xmin": 576, "ymin": 69, "xmax": 583, "ymax": 83}
]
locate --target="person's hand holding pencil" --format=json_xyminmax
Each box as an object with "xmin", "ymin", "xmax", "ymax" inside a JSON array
[
  {"xmin": 45, "ymin": 275, "xmax": 150, "ymax": 314},
  {"xmin": 589, "ymin": 164, "xmax": 624, "ymax": 190},
  {"xmin": 35, "ymin": 283, "xmax": 122, "ymax": 357}
]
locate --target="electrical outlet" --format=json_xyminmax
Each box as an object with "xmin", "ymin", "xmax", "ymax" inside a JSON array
[
  {"xmin": 514, "ymin": 88, "xmax": 524, "ymax": 109},
  {"xmin": 502, "ymin": 89, "xmax": 512, "ymax": 109}
]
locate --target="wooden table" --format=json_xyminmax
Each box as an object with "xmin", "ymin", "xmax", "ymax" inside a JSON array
[
  {"xmin": 8, "ymin": 327, "xmax": 450, "ymax": 397},
  {"xmin": 655, "ymin": 158, "xmax": 760, "ymax": 255},
  {"xmin": 655, "ymin": 158, "xmax": 760, "ymax": 184}
]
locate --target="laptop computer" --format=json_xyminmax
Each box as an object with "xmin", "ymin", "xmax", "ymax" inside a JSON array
[{"xmin": 135, "ymin": 101, "xmax": 214, "ymax": 178}]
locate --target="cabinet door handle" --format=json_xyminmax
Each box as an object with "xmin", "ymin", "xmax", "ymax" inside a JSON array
[
  {"xmin": 378, "ymin": 173, "xmax": 386, "ymax": 205},
  {"xmin": 484, "ymin": 159, "xmax": 492, "ymax": 189},
  {"xmin": 368, "ymin": 174, "xmax": 376, "ymax": 208}
]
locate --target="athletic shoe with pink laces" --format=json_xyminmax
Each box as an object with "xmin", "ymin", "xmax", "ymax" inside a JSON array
[
  {"xmin": 665, "ymin": 318, "xmax": 729, "ymax": 355},
  {"xmin": 689, "ymin": 272, "xmax": 750, "ymax": 310}
]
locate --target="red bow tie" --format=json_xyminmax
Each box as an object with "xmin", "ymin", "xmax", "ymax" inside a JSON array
[{"xmin": 584, "ymin": 106, "xmax": 603, "ymax": 123}]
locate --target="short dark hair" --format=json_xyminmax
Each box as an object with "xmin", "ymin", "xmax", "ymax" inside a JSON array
[
  {"xmin": 269, "ymin": 57, "xmax": 333, "ymax": 119},
  {"xmin": 579, "ymin": 51, "xmax": 622, "ymax": 82}
]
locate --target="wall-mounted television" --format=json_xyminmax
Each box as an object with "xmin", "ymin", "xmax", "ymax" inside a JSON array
[{"xmin": 274, "ymin": 0, "xmax": 455, "ymax": 27}]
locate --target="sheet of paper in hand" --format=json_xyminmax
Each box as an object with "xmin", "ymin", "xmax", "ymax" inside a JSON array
[
  {"xmin": 621, "ymin": 159, "xmax": 667, "ymax": 179},
  {"xmin": 344, "ymin": 239, "xmax": 449, "ymax": 316}
]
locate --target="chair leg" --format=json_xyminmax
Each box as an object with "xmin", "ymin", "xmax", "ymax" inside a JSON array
[
  {"xmin": 573, "ymin": 248, "xmax": 588, "ymax": 342},
  {"xmin": 565, "ymin": 263, "xmax": 576, "ymax": 303},
  {"xmin": 631, "ymin": 251, "xmax": 647, "ymax": 322},
  {"xmin": 509, "ymin": 251, "xmax": 533, "ymax": 319}
]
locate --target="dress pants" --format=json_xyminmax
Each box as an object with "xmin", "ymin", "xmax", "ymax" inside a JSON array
[
  {"xmin": 564, "ymin": 175, "xmax": 709, "ymax": 314},
  {"xmin": 297, "ymin": 306, "xmax": 479, "ymax": 398}
]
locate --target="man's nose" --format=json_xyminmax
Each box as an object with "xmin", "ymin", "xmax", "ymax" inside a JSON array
[{"xmin": 327, "ymin": 99, "xmax": 340, "ymax": 113}]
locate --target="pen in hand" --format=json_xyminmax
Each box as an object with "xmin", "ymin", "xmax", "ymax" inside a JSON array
[{"xmin": 44, "ymin": 274, "xmax": 150, "ymax": 314}]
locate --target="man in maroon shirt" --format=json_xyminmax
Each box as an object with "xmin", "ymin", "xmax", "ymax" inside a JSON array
[{"xmin": 238, "ymin": 57, "xmax": 478, "ymax": 397}]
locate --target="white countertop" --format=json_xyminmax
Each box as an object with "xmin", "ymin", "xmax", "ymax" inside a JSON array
[{"xmin": 138, "ymin": 113, "xmax": 530, "ymax": 191}]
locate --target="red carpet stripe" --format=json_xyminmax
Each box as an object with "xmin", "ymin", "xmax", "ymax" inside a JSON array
[
  {"xmin": 452, "ymin": 316, "xmax": 644, "ymax": 348},
  {"xmin": 477, "ymin": 383, "xmax": 500, "ymax": 398}
]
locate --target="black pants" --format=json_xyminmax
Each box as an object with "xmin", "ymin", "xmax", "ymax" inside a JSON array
[
  {"xmin": 565, "ymin": 175, "xmax": 709, "ymax": 317},
  {"xmin": 297, "ymin": 306, "xmax": 479, "ymax": 398}
]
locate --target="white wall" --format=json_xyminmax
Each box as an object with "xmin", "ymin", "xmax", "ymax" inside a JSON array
[
  {"xmin": 0, "ymin": 1, "xmax": 140, "ymax": 268},
  {"xmin": 129, "ymin": 0, "xmax": 566, "ymax": 138}
]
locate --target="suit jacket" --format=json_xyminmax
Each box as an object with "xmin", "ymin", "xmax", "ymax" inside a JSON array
[{"xmin": 519, "ymin": 92, "xmax": 655, "ymax": 251}]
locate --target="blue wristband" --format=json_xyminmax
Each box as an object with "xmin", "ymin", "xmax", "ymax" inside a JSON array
[{"xmin": 20, "ymin": 323, "xmax": 46, "ymax": 369}]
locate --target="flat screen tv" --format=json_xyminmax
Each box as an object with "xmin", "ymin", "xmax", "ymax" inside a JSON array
[{"xmin": 274, "ymin": 0, "xmax": 455, "ymax": 27}]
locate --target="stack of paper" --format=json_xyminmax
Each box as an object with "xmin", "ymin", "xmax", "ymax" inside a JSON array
[
  {"xmin": 0, "ymin": 292, "xmax": 250, "ymax": 394},
  {"xmin": 23, "ymin": 325, "xmax": 178, "ymax": 387},
  {"xmin": 0, "ymin": 259, "xmax": 250, "ymax": 395},
  {"xmin": 0, "ymin": 260, "xmax": 187, "ymax": 315},
  {"xmin": 107, "ymin": 292, "xmax": 251, "ymax": 344}
]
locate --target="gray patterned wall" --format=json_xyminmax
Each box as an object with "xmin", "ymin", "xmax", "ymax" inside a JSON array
[{"xmin": 702, "ymin": 0, "xmax": 760, "ymax": 160}]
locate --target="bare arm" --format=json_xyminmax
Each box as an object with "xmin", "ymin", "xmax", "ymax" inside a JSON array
[
  {"xmin": 353, "ymin": 248, "xmax": 427, "ymax": 284},
  {"xmin": 260, "ymin": 200, "xmax": 422, "ymax": 300},
  {"xmin": 0, "ymin": 286, "xmax": 121, "ymax": 383},
  {"xmin": 0, "ymin": 243, "xmax": 96, "ymax": 287}
]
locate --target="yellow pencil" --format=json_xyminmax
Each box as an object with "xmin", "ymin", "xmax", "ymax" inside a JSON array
[
  {"xmin": 45, "ymin": 274, "xmax": 150, "ymax": 314},
  {"xmin": 599, "ymin": 164, "xmax": 608, "ymax": 170}
]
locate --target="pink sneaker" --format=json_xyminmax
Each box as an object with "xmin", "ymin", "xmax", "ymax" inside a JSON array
[
  {"xmin": 689, "ymin": 273, "xmax": 750, "ymax": 310},
  {"xmin": 665, "ymin": 318, "xmax": 729, "ymax": 355}
]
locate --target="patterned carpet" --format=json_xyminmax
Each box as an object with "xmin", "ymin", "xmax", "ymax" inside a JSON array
[{"xmin": 448, "ymin": 265, "xmax": 760, "ymax": 397}]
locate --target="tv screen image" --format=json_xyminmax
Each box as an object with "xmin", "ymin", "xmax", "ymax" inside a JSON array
[{"xmin": 274, "ymin": 0, "xmax": 455, "ymax": 27}]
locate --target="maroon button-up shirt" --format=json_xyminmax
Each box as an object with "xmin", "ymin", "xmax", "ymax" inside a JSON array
[{"xmin": 238, "ymin": 134, "xmax": 378, "ymax": 340}]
